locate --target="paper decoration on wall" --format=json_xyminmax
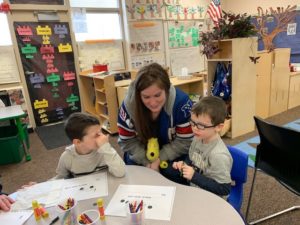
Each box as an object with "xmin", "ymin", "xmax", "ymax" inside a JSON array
[
  {"xmin": 71, "ymin": 8, "xmax": 88, "ymax": 33},
  {"xmin": 131, "ymin": 53, "xmax": 166, "ymax": 70},
  {"xmin": 165, "ymin": 2, "xmax": 205, "ymax": 20},
  {"xmin": 21, "ymin": 44, "xmax": 37, "ymax": 58},
  {"xmin": 34, "ymin": 99, "xmax": 48, "ymax": 109},
  {"xmin": 252, "ymin": 5, "xmax": 297, "ymax": 51},
  {"xmin": 77, "ymin": 40, "xmax": 125, "ymax": 71},
  {"xmin": 126, "ymin": 0, "xmax": 165, "ymax": 20},
  {"xmin": 0, "ymin": 46, "xmax": 21, "ymax": 84},
  {"xmin": 10, "ymin": 0, "xmax": 64, "ymax": 5},
  {"xmin": 14, "ymin": 22, "xmax": 81, "ymax": 126},
  {"xmin": 168, "ymin": 21, "xmax": 202, "ymax": 48},
  {"xmin": 170, "ymin": 47, "xmax": 205, "ymax": 75},
  {"xmin": 129, "ymin": 21, "xmax": 165, "ymax": 56},
  {"xmin": 29, "ymin": 73, "xmax": 45, "ymax": 88}
]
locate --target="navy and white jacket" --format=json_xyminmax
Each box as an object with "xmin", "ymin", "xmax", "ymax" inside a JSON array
[{"xmin": 118, "ymin": 81, "xmax": 194, "ymax": 166}]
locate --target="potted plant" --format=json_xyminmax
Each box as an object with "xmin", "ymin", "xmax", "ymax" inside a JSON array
[{"xmin": 199, "ymin": 11, "xmax": 257, "ymax": 58}]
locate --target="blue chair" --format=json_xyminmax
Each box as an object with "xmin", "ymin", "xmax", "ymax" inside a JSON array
[{"xmin": 227, "ymin": 146, "xmax": 249, "ymax": 212}]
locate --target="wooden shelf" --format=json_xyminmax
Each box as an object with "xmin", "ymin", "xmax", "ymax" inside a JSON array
[
  {"xmin": 79, "ymin": 71, "xmax": 119, "ymax": 134},
  {"xmin": 207, "ymin": 58, "xmax": 232, "ymax": 62},
  {"xmin": 207, "ymin": 37, "xmax": 257, "ymax": 138}
]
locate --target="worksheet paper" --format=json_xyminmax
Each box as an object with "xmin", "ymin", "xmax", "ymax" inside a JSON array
[
  {"xmin": 105, "ymin": 185, "xmax": 176, "ymax": 221},
  {"xmin": 0, "ymin": 210, "xmax": 32, "ymax": 225},
  {"xmin": 11, "ymin": 172, "xmax": 108, "ymax": 210}
]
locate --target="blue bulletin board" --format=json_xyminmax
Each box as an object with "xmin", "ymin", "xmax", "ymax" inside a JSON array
[{"xmin": 256, "ymin": 11, "xmax": 300, "ymax": 63}]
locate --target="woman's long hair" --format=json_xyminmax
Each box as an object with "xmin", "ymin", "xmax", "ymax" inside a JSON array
[{"xmin": 134, "ymin": 63, "xmax": 171, "ymax": 145}]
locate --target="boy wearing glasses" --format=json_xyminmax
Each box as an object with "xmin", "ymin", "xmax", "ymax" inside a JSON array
[{"xmin": 172, "ymin": 96, "xmax": 232, "ymax": 197}]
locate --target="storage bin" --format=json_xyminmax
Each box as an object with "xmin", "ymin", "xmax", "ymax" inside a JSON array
[{"xmin": 0, "ymin": 124, "xmax": 28, "ymax": 165}]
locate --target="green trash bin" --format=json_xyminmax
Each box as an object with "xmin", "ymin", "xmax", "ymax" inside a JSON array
[{"xmin": 0, "ymin": 124, "xmax": 28, "ymax": 165}]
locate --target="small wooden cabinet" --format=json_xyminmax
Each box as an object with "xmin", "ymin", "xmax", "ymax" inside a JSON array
[
  {"xmin": 207, "ymin": 38, "xmax": 257, "ymax": 138},
  {"xmin": 288, "ymin": 72, "xmax": 300, "ymax": 109},
  {"xmin": 79, "ymin": 71, "xmax": 119, "ymax": 134},
  {"xmin": 256, "ymin": 48, "xmax": 290, "ymax": 118}
]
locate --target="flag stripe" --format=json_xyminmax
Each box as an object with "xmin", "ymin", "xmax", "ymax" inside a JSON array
[{"xmin": 207, "ymin": 1, "xmax": 222, "ymax": 25}]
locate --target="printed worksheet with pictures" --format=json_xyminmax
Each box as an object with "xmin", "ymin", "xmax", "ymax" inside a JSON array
[{"xmin": 105, "ymin": 184, "xmax": 176, "ymax": 221}]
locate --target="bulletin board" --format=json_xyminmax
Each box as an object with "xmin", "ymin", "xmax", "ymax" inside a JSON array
[
  {"xmin": 14, "ymin": 22, "xmax": 81, "ymax": 126},
  {"xmin": 0, "ymin": 46, "xmax": 21, "ymax": 84},
  {"xmin": 256, "ymin": 12, "xmax": 300, "ymax": 63},
  {"xmin": 77, "ymin": 40, "xmax": 125, "ymax": 71}
]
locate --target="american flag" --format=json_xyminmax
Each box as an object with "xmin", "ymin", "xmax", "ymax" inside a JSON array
[{"xmin": 207, "ymin": 0, "xmax": 222, "ymax": 25}]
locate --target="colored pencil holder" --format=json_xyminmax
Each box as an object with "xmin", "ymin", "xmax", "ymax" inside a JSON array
[
  {"xmin": 77, "ymin": 209, "xmax": 101, "ymax": 225},
  {"xmin": 56, "ymin": 198, "xmax": 78, "ymax": 225},
  {"xmin": 126, "ymin": 201, "xmax": 145, "ymax": 225}
]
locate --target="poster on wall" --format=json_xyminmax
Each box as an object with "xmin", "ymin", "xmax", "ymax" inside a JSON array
[
  {"xmin": 0, "ymin": 46, "xmax": 21, "ymax": 84},
  {"xmin": 170, "ymin": 47, "xmax": 205, "ymax": 75},
  {"xmin": 168, "ymin": 20, "xmax": 203, "ymax": 48},
  {"xmin": 77, "ymin": 40, "xmax": 125, "ymax": 71},
  {"xmin": 9, "ymin": 0, "xmax": 64, "ymax": 5},
  {"xmin": 129, "ymin": 21, "xmax": 165, "ymax": 56},
  {"xmin": 14, "ymin": 22, "xmax": 81, "ymax": 126}
]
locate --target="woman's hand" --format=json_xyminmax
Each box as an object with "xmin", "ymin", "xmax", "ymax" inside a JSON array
[
  {"xmin": 181, "ymin": 164, "xmax": 195, "ymax": 180},
  {"xmin": 0, "ymin": 194, "xmax": 14, "ymax": 212}
]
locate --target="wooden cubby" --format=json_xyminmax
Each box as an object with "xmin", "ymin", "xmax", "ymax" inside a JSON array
[
  {"xmin": 116, "ymin": 76, "xmax": 204, "ymax": 107},
  {"xmin": 256, "ymin": 48, "xmax": 291, "ymax": 118},
  {"xmin": 288, "ymin": 72, "xmax": 300, "ymax": 109},
  {"xmin": 207, "ymin": 38, "xmax": 257, "ymax": 138},
  {"xmin": 79, "ymin": 70, "xmax": 119, "ymax": 134}
]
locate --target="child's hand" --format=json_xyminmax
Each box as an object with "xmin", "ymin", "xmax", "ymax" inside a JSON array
[
  {"xmin": 19, "ymin": 181, "xmax": 37, "ymax": 190},
  {"xmin": 172, "ymin": 161, "xmax": 183, "ymax": 170},
  {"xmin": 96, "ymin": 132, "xmax": 109, "ymax": 148},
  {"xmin": 0, "ymin": 194, "xmax": 14, "ymax": 212},
  {"xmin": 150, "ymin": 158, "xmax": 160, "ymax": 172},
  {"xmin": 182, "ymin": 164, "xmax": 195, "ymax": 180}
]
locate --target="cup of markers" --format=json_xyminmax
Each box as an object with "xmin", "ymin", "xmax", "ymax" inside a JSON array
[
  {"xmin": 77, "ymin": 210, "xmax": 101, "ymax": 225},
  {"xmin": 56, "ymin": 197, "xmax": 77, "ymax": 225},
  {"xmin": 126, "ymin": 200, "xmax": 144, "ymax": 225}
]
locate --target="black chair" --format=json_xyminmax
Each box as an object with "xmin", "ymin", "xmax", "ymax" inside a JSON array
[{"xmin": 245, "ymin": 116, "xmax": 300, "ymax": 224}]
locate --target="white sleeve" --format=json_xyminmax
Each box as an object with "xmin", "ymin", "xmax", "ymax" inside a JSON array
[
  {"xmin": 98, "ymin": 143, "xmax": 126, "ymax": 177},
  {"xmin": 53, "ymin": 151, "xmax": 72, "ymax": 179}
]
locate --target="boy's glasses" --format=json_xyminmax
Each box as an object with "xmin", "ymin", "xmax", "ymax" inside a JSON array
[{"xmin": 190, "ymin": 119, "xmax": 216, "ymax": 130}]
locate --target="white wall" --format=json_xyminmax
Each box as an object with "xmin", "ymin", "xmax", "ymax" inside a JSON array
[{"xmin": 222, "ymin": 0, "xmax": 300, "ymax": 15}]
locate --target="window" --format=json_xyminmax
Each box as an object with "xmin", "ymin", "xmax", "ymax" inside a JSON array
[
  {"xmin": 0, "ymin": 11, "xmax": 12, "ymax": 45},
  {"xmin": 70, "ymin": 0, "xmax": 119, "ymax": 8},
  {"xmin": 70, "ymin": 0, "xmax": 122, "ymax": 41}
]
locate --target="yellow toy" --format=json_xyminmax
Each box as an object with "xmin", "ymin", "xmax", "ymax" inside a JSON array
[{"xmin": 146, "ymin": 138, "xmax": 168, "ymax": 169}]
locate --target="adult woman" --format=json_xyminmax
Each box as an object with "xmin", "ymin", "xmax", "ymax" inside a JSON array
[{"xmin": 117, "ymin": 63, "xmax": 193, "ymax": 182}]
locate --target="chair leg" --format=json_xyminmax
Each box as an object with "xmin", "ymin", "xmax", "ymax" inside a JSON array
[
  {"xmin": 249, "ymin": 205, "xmax": 300, "ymax": 225},
  {"xmin": 245, "ymin": 167, "xmax": 258, "ymax": 222}
]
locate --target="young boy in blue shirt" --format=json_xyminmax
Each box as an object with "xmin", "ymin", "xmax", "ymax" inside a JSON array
[{"xmin": 173, "ymin": 96, "xmax": 232, "ymax": 197}]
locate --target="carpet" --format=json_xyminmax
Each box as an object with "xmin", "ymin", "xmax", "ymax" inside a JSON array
[
  {"xmin": 233, "ymin": 118, "xmax": 300, "ymax": 167},
  {"xmin": 35, "ymin": 122, "xmax": 71, "ymax": 150}
]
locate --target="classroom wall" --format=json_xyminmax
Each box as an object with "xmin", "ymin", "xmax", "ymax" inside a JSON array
[{"xmin": 222, "ymin": 0, "xmax": 300, "ymax": 15}]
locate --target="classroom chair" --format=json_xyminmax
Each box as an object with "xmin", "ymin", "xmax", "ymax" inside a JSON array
[
  {"xmin": 227, "ymin": 146, "xmax": 249, "ymax": 213},
  {"xmin": 245, "ymin": 116, "xmax": 300, "ymax": 224}
]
